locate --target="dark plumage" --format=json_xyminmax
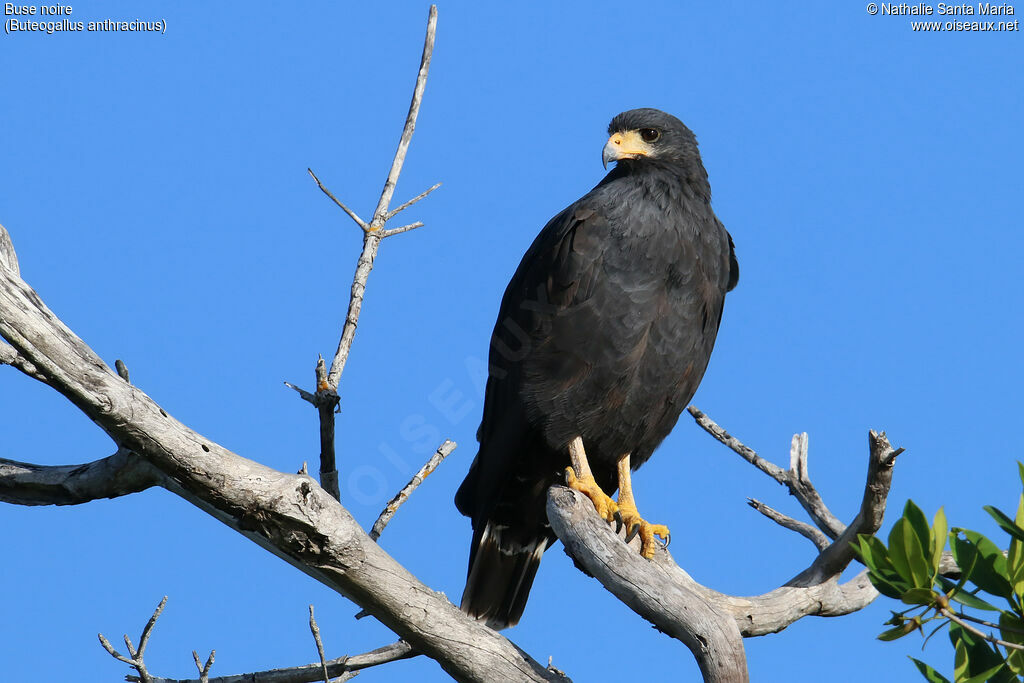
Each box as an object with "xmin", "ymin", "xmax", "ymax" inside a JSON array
[{"xmin": 455, "ymin": 108, "xmax": 738, "ymax": 629}]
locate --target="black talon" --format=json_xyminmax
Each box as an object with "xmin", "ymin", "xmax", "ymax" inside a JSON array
[
  {"xmin": 613, "ymin": 509, "xmax": 623, "ymax": 533},
  {"xmin": 663, "ymin": 532, "xmax": 671, "ymax": 548},
  {"xmin": 625, "ymin": 523, "xmax": 640, "ymax": 544}
]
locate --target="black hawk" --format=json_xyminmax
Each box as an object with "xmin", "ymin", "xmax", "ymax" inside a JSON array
[{"xmin": 455, "ymin": 108, "xmax": 738, "ymax": 629}]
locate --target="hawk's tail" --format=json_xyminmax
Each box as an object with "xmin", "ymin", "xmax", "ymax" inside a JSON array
[{"xmin": 460, "ymin": 520, "xmax": 549, "ymax": 630}]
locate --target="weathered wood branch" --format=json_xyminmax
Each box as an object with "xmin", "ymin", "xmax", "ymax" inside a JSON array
[
  {"xmin": 323, "ymin": 3, "xmax": 438, "ymax": 394},
  {"xmin": 548, "ymin": 417, "xmax": 908, "ymax": 682},
  {"xmin": 0, "ymin": 448, "xmax": 162, "ymax": 506},
  {"xmin": 292, "ymin": 6, "xmax": 441, "ymax": 501},
  {"xmin": 0, "ymin": 248, "xmax": 563, "ymax": 683},
  {"xmin": 129, "ymin": 641, "xmax": 416, "ymax": 683},
  {"xmin": 370, "ymin": 439, "xmax": 457, "ymax": 541},
  {"xmin": 688, "ymin": 407, "xmax": 846, "ymax": 538}
]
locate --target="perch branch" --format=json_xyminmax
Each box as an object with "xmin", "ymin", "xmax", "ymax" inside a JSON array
[
  {"xmin": 370, "ymin": 439, "xmax": 456, "ymax": 541},
  {"xmin": 548, "ymin": 414, "xmax": 911, "ymax": 680}
]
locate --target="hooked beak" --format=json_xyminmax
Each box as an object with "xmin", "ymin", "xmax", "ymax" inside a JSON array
[{"xmin": 602, "ymin": 130, "xmax": 653, "ymax": 169}]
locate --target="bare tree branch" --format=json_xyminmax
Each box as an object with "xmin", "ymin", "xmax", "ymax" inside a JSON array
[
  {"xmin": 0, "ymin": 449, "xmax": 162, "ymax": 506},
  {"xmin": 0, "ymin": 222, "xmax": 19, "ymax": 276},
  {"xmin": 387, "ymin": 182, "xmax": 441, "ymax": 220},
  {"xmin": 192, "ymin": 649, "xmax": 216, "ymax": 683},
  {"xmin": 688, "ymin": 407, "xmax": 845, "ymax": 538},
  {"xmin": 290, "ymin": 7, "xmax": 441, "ymax": 503},
  {"xmin": 308, "ymin": 167, "xmax": 369, "ymax": 231},
  {"xmin": 0, "ymin": 340, "xmax": 47, "ymax": 383},
  {"xmin": 747, "ymin": 498, "xmax": 830, "ymax": 552},
  {"xmin": 308, "ymin": 606, "xmax": 331, "ymax": 683},
  {"xmin": 323, "ymin": 3, "xmax": 438, "ymax": 393},
  {"xmin": 796, "ymin": 431, "xmax": 900, "ymax": 583},
  {"xmin": 98, "ymin": 597, "xmax": 168, "ymax": 683},
  {"xmin": 548, "ymin": 412, "xmax": 912, "ymax": 682},
  {"xmin": 0, "ymin": 263, "xmax": 562, "ymax": 683},
  {"xmin": 370, "ymin": 439, "xmax": 456, "ymax": 541},
  {"xmin": 366, "ymin": 7, "xmax": 437, "ymax": 232},
  {"xmin": 128, "ymin": 641, "xmax": 417, "ymax": 683}
]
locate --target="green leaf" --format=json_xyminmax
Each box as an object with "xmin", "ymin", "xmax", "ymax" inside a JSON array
[
  {"xmin": 1009, "ymin": 496, "xmax": 1024, "ymax": 601},
  {"xmin": 999, "ymin": 613, "xmax": 1024, "ymax": 676},
  {"xmin": 907, "ymin": 500, "xmax": 935, "ymax": 563},
  {"xmin": 958, "ymin": 530, "xmax": 1012, "ymax": 600},
  {"xmin": 939, "ymin": 556, "xmax": 999, "ymax": 612},
  {"xmin": 984, "ymin": 505, "xmax": 1024, "ymax": 544},
  {"xmin": 960, "ymin": 662, "xmax": 1008, "ymax": 683},
  {"xmin": 858, "ymin": 534, "xmax": 910, "ymax": 599},
  {"xmin": 933, "ymin": 507, "xmax": 948, "ymax": 577},
  {"xmin": 891, "ymin": 517, "xmax": 933, "ymax": 589},
  {"xmin": 911, "ymin": 657, "xmax": 952, "ymax": 683},
  {"xmin": 948, "ymin": 588, "xmax": 999, "ymax": 612},
  {"xmin": 878, "ymin": 623, "xmax": 913, "ymax": 641},
  {"xmin": 954, "ymin": 640, "xmax": 969, "ymax": 682},
  {"xmin": 870, "ymin": 572, "xmax": 913, "ymax": 600},
  {"xmin": 1017, "ymin": 461, "xmax": 1024, "ymax": 490},
  {"xmin": 855, "ymin": 534, "xmax": 889, "ymax": 572},
  {"xmin": 951, "ymin": 621, "xmax": 1014, "ymax": 682},
  {"xmin": 902, "ymin": 587, "xmax": 939, "ymax": 606}
]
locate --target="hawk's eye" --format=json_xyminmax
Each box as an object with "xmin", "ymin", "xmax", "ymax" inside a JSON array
[{"xmin": 639, "ymin": 128, "xmax": 661, "ymax": 143}]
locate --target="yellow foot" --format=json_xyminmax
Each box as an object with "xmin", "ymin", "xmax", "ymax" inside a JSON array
[
  {"xmin": 565, "ymin": 467, "xmax": 618, "ymax": 523},
  {"xmin": 615, "ymin": 499, "xmax": 670, "ymax": 560}
]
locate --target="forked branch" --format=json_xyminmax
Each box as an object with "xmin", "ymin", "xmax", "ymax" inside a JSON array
[
  {"xmin": 289, "ymin": 5, "xmax": 442, "ymax": 501},
  {"xmin": 547, "ymin": 408, "xmax": 908, "ymax": 682}
]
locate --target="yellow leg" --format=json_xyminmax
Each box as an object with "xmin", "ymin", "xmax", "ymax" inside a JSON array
[
  {"xmin": 615, "ymin": 453, "xmax": 670, "ymax": 559},
  {"xmin": 564, "ymin": 437, "xmax": 617, "ymax": 523}
]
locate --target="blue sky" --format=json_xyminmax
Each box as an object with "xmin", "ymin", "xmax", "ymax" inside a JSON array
[{"xmin": 1, "ymin": 2, "xmax": 1021, "ymax": 681}]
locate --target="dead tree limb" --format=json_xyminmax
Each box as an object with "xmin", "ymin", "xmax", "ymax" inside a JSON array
[
  {"xmin": 288, "ymin": 5, "xmax": 442, "ymax": 502},
  {"xmin": 0, "ymin": 448, "xmax": 162, "ymax": 506},
  {"xmin": 0, "ymin": 232, "xmax": 564, "ymax": 682},
  {"xmin": 548, "ymin": 411, "xmax": 905, "ymax": 683}
]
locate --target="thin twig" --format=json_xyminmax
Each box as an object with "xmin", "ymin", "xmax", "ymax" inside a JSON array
[
  {"xmin": 308, "ymin": 168, "xmax": 368, "ymax": 231},
  {"xmin": 687, "ymin": 406, "xmax": 787, "ymax": 484},
  {"xmin": 285, "ymin": 381, "xmax": 318, "ymax": 405},
  {"xmin": 193, "ymin": 649, "xmax": 215, "ymax": 683},
  {"xmin": 747, "ymin": 498, "xmax": 830, "ymax": 551},
  {"xmin": 368, "ymin": 5, "xmax": 438, "ymax": 229},
  {"xmin": 98, "ymin": 597, "xmax": 167, "ymax": 683},
  {"xmin": 386, "ymin": 182, "xmax": 441, "ymax": 220},
  {"xmin": 309, "ymin": 605, "xmax": 330, "ymax": 683},
  {"xmin": 941, "ymin": 608, "xmax": 1024, "ymax": 651},
  {"xmin": 379, "ymin": 221, "xmax": 424, "ymax": 238},
  {"xmin": 125, "ymin": 641, "xmax": 416, "ymax": 683},
  {"xmin": 138, "ymin": 596, "xmax": 168, "ymax": 659},
  {"xmin": 323, "ymin": 5, "xmax": 437, "ymax": 392},
  {"xmin": 370, "ymin": 439, "xmax": 456, "ymax": 541},
  {"xmin": 952, "ymin": 611, "xmax": 1024, "ymax": 636}
]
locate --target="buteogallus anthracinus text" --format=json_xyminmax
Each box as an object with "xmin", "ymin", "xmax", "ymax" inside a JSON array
[{"xmin": 455, "ymin": 108, "xmax": 739, "ymax": 629}]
